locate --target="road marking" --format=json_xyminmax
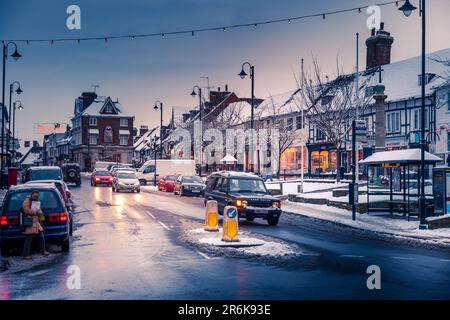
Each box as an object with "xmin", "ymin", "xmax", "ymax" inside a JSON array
[
  {"xmin": 27, "ymin": 269, "xmax": 51, "ymax": 277},
  {"xmin": 391, "ymin": 256, "xmax": 414, "ymax": 260},
  {"xmin": 339, "ymin": 255, "xmax": 365, "ymax": 258},
  {"xmin": 158, "ymin": 221, "xmax": 170, "ymax": 230},
  {"xmin": 440, "ymin": 259, "xmax": 450, "ymax": 262},
  {"xmin": 146, "ymin": 211, "xmax": 156, "ymax": 219},
  {"xmin": 196, "ymin": 250, "xmax": 211, "ymax": 260}
]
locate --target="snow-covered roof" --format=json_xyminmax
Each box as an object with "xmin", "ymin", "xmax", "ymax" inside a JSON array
[
  {"xmin": 20, "ymin": 152, "xmax": 40, "ymax": 165},
  {"xmin": 220, "ymin": 154, "xmax": 238, "ymax": 163},
  {"xmin": 17, "ymin": 145, "xmax": 32, "ymax": 157},
  {"xmin": 133, "ymin": 127, "xmax": 158, "ymax": 151},
  {"xmin": 363, "ymin": 48, "xmax": 450, "ymax": 102},
  {"xmin": 256, "ymin": 90, "xmax": 304, "ymax": 119},
  {"xmin": 359, "ymin": 148, "xmax": 442, "ymax": 165},
  {"xmin": 80, "ymin": 96, "xmax": 133, "ymax": 117}
]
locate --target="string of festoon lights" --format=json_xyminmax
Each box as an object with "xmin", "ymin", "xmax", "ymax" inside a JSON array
[{"xmin": 1, "ymin": 0, "xmax": 406, "ymax": 44}]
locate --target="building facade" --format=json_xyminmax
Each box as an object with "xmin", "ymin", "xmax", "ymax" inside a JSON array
[{"xmin": 71, "ymin": 92, "xmax": 134, "ymax": 170}]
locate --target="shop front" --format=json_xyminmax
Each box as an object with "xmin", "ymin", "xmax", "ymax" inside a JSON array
[{"xmin": 307, "ymin": 143, "xmax": 347, "ymax": 178}]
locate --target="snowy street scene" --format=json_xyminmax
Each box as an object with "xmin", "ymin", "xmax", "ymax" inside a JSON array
[{"xmin": 1, "ymin": 0, "xmax": 450, "ymax": 306}]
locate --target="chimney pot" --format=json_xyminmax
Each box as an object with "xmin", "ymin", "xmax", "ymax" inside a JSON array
[
  {"xmin": 380, "ymin": 22, "xmax": 384, "ymax": 30},
  {"xmin": 371, "ymin": 28, "xmax": 375, "ymax": 36},
  {"xmin": 218, "ymin": 87, "xmax": 221, "ymax": 92},
  {"xmin": 225, "ymin": 84, "xmax": 228, "ymax": 92}
]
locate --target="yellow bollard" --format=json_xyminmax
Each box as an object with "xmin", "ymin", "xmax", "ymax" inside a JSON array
[
  {"xmin": 222, "ymin": 206, "xmax": 239, "ymax": 242},
  {"xmin": 204, "ymin": 200, "xmax": 219, "ymax": 232}
]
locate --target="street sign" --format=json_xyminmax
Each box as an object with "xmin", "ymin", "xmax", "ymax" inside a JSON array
[
  {"xmin": 382, "ymin": 163, "xmax": 401, "ymax": 168},
  {"xmin": 354, "ymin": 120, "xmax": 367, "ymax": 139}
]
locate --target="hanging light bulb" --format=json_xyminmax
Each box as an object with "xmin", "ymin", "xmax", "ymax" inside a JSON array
[{"xmin": 288, "ymin": 19, "xmax": 291, "ymax": 24}]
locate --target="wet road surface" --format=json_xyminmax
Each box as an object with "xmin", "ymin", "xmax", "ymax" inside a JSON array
[{"xmin": 1, "ymin": 177, "xmax": 450, "ymax": 299}]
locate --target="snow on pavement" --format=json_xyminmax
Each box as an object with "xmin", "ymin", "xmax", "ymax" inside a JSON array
[{"xmin": 283, "ymin": 201, "xmax": 450, "ymax": 249}]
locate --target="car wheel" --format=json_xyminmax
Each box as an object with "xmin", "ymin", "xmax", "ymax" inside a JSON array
[
  {"xmin": 139, "ymin": 179, "xmax": 147, "ymax": 186},
  {"xmin": 267, "ymin": 217, "xmax": 279, "ymax": 226},
  {"xmin": 61, "ymin": 238, "xmax": 71, "ymax": 252},
  {"xmin": 136, "ymin": 190, "xmax": 140, "ymax": 193}
]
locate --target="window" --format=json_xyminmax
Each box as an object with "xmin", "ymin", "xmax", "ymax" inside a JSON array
[
  {"xmin": 89, "ymin": 117, "xmax": 97, "ymax": 126},
  {"xmin": 448, "ymin": 91, "xmax": 450, "ymax": 111},
  {"xmin": 316, "ymin": 129, "xmax": 325, "ymax": 141},
  {"xmin": 89, "ymin": 134, "xmax": 98, "ymax": 145},
  {"xmin": 119, "ymin": 135, "xmax": 129, "ymax": 146},
  {"xmin": 287, "ymin": 118, "xmax": 293, "ymax": 131},
  {"xmin": 447, "ymin": 133, "xmax": 450, "ymax": 152},
  {"xmin": 386, "ymin": 111, "xmax": 400, "ymax": 133},
  {"xmin": 414, "ymin": 109, "xmax": 419, "ymax": 130},
  {"xmin": 120, "ymin": 118, "xmax": 128, "ymax": 127},
  {"xmin": 296, "ymin": 115, "xmax": 303, "ymax": 129}
]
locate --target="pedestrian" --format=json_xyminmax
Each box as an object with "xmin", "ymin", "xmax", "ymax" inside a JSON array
[{"xmin": 22, "ymin": 190, "xmax": 50, "ymax": 260}]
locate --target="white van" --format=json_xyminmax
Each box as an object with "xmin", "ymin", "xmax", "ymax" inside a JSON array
[{"xmin": 136, "ymin": 159, "xmax": 196, "ymax": 185}]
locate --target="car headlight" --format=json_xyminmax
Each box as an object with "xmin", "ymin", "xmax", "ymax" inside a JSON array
[
  {"xmin": 134, "ymin": 182, "xmax": 140, "ymax": 186},
  {"xmin": 118, "ymin": 181, "xmax": 126, "ymax": 186},
  {"xmin": 236, "ymin": 199, "xmax": 248, "ymax": 208},
  {"xmin": 272, "ymin": 201, "xmax": 281, "ymax": 208}
]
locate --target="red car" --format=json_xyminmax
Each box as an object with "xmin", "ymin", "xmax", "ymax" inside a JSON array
[
  {"xmin": 91, "ymin": 170, "xmax": 113, "ymax": 186},
  {"xmin": 158, "ymin": 175, "xmax": 178, "ymax": 192}
]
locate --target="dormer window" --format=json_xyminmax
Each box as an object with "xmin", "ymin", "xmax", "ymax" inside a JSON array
[
  {"xmin": 418, "ymin": 73, "xmax": 436, "ymax": 86},
  {"xmin": 89, "ymin": 117, "xmax": 97, "ymax": 126}
]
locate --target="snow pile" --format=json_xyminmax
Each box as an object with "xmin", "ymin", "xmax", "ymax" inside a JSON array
[{"xmin": 141, "ymin": 185, "xmax": 159, "ymax": 192}]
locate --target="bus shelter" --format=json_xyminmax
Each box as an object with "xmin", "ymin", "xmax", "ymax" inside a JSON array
[{"xmin": 359, "ymin": 149, "xmax": 442, "ymax": 219}]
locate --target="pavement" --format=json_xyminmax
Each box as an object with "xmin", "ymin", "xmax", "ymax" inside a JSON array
[{"xmin": 1, "ymin": 176, "xmax": 450, "ymax": 299}]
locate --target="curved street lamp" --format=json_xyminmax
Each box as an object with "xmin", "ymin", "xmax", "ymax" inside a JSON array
[
  {"xmin": 2, "ymin": 42, "xmax": 22, "ymax": 187},
  {"xmin": 12, "ymin": 100, "xmax": 23, "ymax": 166},
  {"xmin": 190, "ymin": 85, "xmax": 203, "ymax": 177},
  {"xmin": 154, "ymin": 100, "xmax": 164, "ymax": 158},
  {"xmin": 238, "ymin": 62, "xmax": 256, "ymax": 172},
  {"xmin": 399, "ymin": 0, "xmax": 428, "ymax": 229},
  {"xmin": 8, "ymin": 81, "xmax": 23, "ymax": 164}
]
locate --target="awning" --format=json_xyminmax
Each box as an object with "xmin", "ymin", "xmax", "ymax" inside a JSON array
[
  {"xmin": 359, "ymin": 148, "xmax": 442, "ymax": 165},
  {"xmin": 119, "ymin": 130, "xmax": 130, "ymax": 135},
  {"xmin": 88, "ymin": 129, "xmax": 99, "ymax": 134}
]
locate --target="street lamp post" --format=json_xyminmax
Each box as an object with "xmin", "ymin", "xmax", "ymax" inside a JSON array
[
  {"xmin": 12, "ymin": 100, "xmax": 23, "ymax": 167},
  {"xmin": 151, "ymin": 136, "xmax": 159, "ymax": 186},
  {"xmin": 154, "ymin": 101, "xmax": 163, "ymax": 159},
  {"xmin": 190, "ymin": 85, "xmax": 203, "ymax": 177},
  {"xmin": 399, "ymin": 0, "xmax": 428, "ymax": 229},
  {"xmin": 238, "ymin": 62, "xmax": 255, "ymax": 172},
  {"xmin": 8, "ymin": 81, "xmax": 22, "ymax": 166},
  {"xmin": 2, "ymin": 42, "xmax": 21, "ymax": 188}
]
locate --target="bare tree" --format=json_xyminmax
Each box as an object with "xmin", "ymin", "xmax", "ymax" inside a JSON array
[{"xmin": 299, "ymin": 57, "xmax": 374, "ymax": 182}]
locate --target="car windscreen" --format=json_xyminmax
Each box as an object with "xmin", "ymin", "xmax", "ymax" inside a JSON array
[
  {"xmin": 182, "ymin": 176, "xmax": 203, "ymax": 184},
  {"xmin": 165, "ymin": 175, "xmax": 178, "ymax": 181},
  {"xmin": 229, "ymin": 178, "xmax": 267, "ymax": 194},
  {"xmin": 5, "ymin": 190, "xmax": 62, "ymax": 214},
  {"xmin": 95, "ymin": 171, "xmax": 111, "ymax": 176},
  {"xmin": 117, "ymin": 172, "xmax": 136, "ymax": 179},
  {"xmin": 30, "ymin": 169, "xmax": 62, "ymax": 181}
]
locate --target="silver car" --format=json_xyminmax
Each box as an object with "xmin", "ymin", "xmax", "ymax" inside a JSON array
[{"xmin": 112, "ymin": 170, "xmax": 141, "ymax": 193}]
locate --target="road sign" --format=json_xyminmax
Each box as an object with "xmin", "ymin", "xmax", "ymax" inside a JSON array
[
  {"xmin": 222, "ymin": 206, "xmax": 239, "ymax": 242},
  {"xmin": 354, "ymin": 120, "xmax": 367, "ymax": 139}
]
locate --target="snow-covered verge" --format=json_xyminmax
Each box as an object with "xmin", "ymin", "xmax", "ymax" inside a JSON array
[
  {"xmin": 181, "ymin": 225, "xmax": 307, "ymax": 264},
  {"xmin": 282, "ymin": 201, "xmax": 450, "ymax": 251},
  {"xmin": 265, "ymin": 180, "xmax": 347, "ymax": 195},
  {"xmin": 141, "ymin": 185, "xmax": 159, "ymax": 192}
]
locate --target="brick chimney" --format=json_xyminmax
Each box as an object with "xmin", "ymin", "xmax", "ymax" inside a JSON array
[{"xmin": 365, "ymin": 22, "xmax": 394, "ymax": 70}]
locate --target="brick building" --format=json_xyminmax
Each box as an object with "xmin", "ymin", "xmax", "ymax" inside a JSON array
[{"xmin": 71, "ymin": 92, "xmax": 135, "ymax": 170}]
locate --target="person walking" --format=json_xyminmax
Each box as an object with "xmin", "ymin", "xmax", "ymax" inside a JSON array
[{"xmin": 22, "ymin": 191, "xmax": 50, "ymax": 260}]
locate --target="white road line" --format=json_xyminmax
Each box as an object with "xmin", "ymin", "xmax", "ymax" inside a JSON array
[
  {"xmin": 196, "ymin": 250, "xmax": 211, "ymax": 260},
  {"xmin": 158, "ymin": 221, "xmax": 170, "ymax": 230},
  {"xmin": 391, "ymin": 256, "xmax": 414, "ymax": 260},
  {"xmin": 339, "ymin": 255, "xmax": 365, "ymax": 258},
  {"xmin": 439, "ymin": 259, "xmax": 450, "ymax": 262},
  {"xmin": 146, "ymin": 211, "xmax": 156, "ymax": 219}
]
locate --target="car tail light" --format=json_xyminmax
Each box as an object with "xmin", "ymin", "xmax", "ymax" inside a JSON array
[
  {"xmin": 1, "ymin": 215, "xmax": 20, "ymax": 226},
  {"xmin": 48, "ymin": 212, "xmax": 68, "ymax": 223}
]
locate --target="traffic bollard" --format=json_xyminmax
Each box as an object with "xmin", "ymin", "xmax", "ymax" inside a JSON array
[
  {"xmin": 222, "ymin": 206, "xmax": 239, "ymax": 242},
  {"xmin": 204, "ymin": 200, "xmax": 219, "ymax": 232}
]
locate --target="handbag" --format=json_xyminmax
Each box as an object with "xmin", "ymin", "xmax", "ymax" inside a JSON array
[{"xmin": 20, "ymin": 208, "xmax": 34, "ymax": 228}]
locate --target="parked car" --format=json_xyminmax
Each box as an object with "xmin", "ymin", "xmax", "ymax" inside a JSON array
[
  {"xmin": 24, "ymin": 166, "xmax": 63, "ymax": 183},
  {"xmin": 91, "ymin": 170, "xmax": 113, "ymax": 186},
  {"xmin": 173, "ymin": 175, "xmax": 206, "ymax": 197},
  {"xmin": 25, "ymin": 180, "xmax": 74, "ymax": 235},
  {"xmin": 112, "ymin": 170, "xmax": 141, "ymax": 193},
  {"xmin": 61, "ymin": 163, "xmax": 81, "ymax": 186},
  {"xmin": 158, "ymin": 175, "xmax": 178, "ymax": 192},
  {"xmin": 204, "ymin": 171, "xmax": 282, "ymax": 226},
  {"xmin": 0, "ymin": 184, "xmax": 71, "ymax": 252}
]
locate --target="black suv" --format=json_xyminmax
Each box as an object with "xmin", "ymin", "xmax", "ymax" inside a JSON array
[
  {"xmin": 61, "ymin": 163, "xmax": 81, "ymax": 186},
  {"xmin": 204, "ymin": 171, "xmax": 282, "ymax": 226}
]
